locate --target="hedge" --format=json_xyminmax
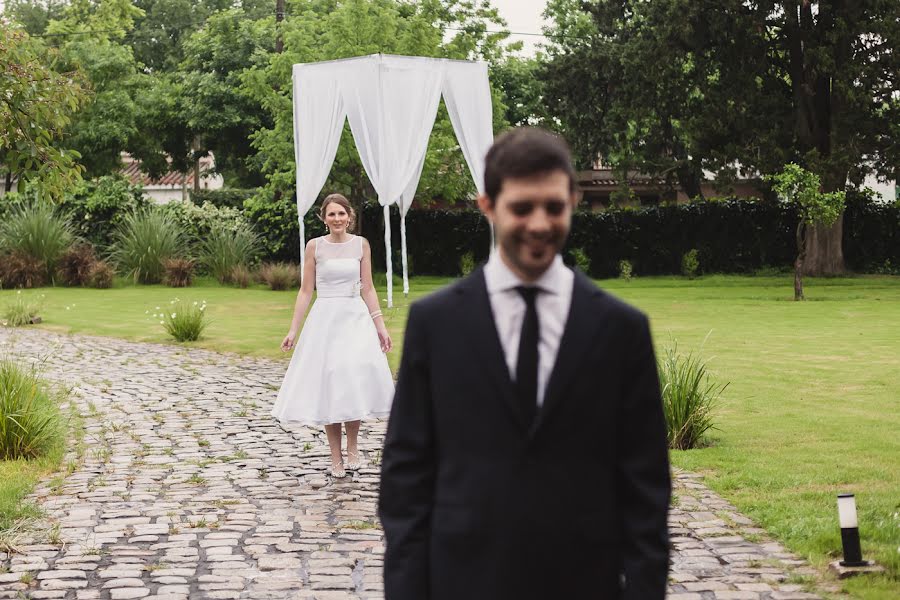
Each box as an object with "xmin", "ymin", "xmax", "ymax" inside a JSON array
[{"xmin": 357, "ymin": 194, "xmax": 899, "ymax": 277}]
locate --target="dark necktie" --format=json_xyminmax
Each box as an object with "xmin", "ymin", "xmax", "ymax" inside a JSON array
[{"xmin": 515, "ymin": 286, "xmax": 539, "ymax": 426}]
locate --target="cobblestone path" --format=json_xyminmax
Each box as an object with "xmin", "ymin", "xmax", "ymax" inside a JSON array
[{"xmin": 0, "ymin": 328, "xmax": 825, "ymax": 599}]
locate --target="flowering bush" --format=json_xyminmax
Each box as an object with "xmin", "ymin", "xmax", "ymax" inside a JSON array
[
  {"xmin": 151, "ymin": 299, "xmax": 209, "ymax": 342},
  {"xmin": 2, "ymin": 291, "xmax": 43, "ymax": 327}
]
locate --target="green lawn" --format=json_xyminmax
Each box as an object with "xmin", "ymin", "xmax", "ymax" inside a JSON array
[{"xmin": 1, "ymin": 274, "xmax": 898, "ymax": 598}]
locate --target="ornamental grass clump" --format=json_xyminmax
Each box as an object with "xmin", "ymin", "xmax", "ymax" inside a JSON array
[
  {"xmin": 658, "ymin": 342, "xmax": 727, "ymax": 450},
  {"xmin": 198, "ymin": 226, "xmax": 261, "ymax": 284},
  {"xmin": 0, "ymin": 251, "xmax": 45, "ymax": 289},
  {"xmin": 57, "ymin": 242, "xmax": 98, "ymax": 287},
  {"xmin": 259, "ymin": 262, "xmax": 299, "ymax": 291},
  {"xmin": 0, "ymin": 202, "xmax": 74, "ymax": 284},
  {"xmin": 153, "ymin": 299, "xmax": 209, "ymax": 342},
  {"xmin": 2, "ymin": 291, "xmax": 43, "ymax": 327},
  {"xmin": 88, "ymin": 261, "xmax": 115, "ymax": 289},
  {"xmin": 163, "ymin": 258, "xmax": 195, "ymax": 288},
  {"xmin": 230, "ymin": 265, "xmax": 253, "ymax": 289},
  {"xmin": 109, "ymin": 210, "xmax": 186, "ymax": 284},
  {"xmin": 0, "ymin": 358, "xmax": 64, "ymax": 460}
]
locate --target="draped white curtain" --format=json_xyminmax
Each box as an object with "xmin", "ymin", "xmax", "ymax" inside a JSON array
[
  {"xmin": 292, "ymin": 54, "xmax": 493, "ymax": 306},
  {"xmin": 442, "ymin": 61, "xmax": 496, "ymax": 247},
  {"xmin": 292, "ymin": 65, "xmax": 347, "ymax": 273},
  {"xmin": 341, "ymin": 57, "xmax": 444, "ymax": 306}
]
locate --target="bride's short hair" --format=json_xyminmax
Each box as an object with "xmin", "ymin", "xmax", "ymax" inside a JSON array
[{"xmin": 319, "ymin": 193, "xmax": 357, "ymax": 232}]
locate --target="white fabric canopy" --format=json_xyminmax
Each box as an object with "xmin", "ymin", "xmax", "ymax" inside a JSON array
[
  {"xmin": 292, "ymin": 68, "xmax": 346, "ymax": 262},
  {"xmin": 292, "ymin": 54, "xmax": 493, "ymax": 306}
]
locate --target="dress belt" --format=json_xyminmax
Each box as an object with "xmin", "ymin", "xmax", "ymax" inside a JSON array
[{"xmin": 316, "ymin": 289, "xmax": 360, "ymax": 298}]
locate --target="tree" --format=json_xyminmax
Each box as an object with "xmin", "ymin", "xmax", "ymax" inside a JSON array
[
  {"xmin": 543, "ymin": 1, "xmax": 900, "ymax": 271},
  {"xmin": 178, "ymin": 8, "xmax": 275, "ymax": 188},
  {"xmin": 41, "ymin": 0, "xmax": 156, "ymax": 178},
  {"xmin": 0, "ymin": 25, "xmax": 88, "ymax": 198},
  {"xmin": 769, "ymin": 164, "xmax": 845, "ymax": 300},
  {"xmin": 492, "ymin": 55, "xmax": 551, "ymax": 129},
  {"xmin": 242, "ymin": 0, "xmax": 511, "ymax": 237},
  {"xmin": 1, "ymin": 0, "xmax": 67, "ymax": 35},
  {"xmin": 126, "ymin": 0, "xmax": 272, "ymax": 73}
]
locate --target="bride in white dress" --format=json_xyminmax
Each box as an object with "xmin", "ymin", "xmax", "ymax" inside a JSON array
[{"xmin": 272, "ymin": 194, "xmax": 395, "ymax": 478}]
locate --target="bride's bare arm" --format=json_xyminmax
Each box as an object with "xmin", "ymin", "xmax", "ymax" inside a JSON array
[
  {"xmin": 360, "ymin": 238, "xmax": 392, "ymax": 352},
  {"xmin": 281, "ymin": 241, "xmax": 317, "ymax": 351}
]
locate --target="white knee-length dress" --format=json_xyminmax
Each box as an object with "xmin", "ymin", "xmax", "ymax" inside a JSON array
[{"xmin": 271, "ymin": 235, "xmax": 394, "ymax": 425}]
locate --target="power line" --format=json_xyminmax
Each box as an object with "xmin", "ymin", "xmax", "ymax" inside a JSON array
[{"xmin": 31, "ymin": 28, "xmax": 126, "ymax": 38}]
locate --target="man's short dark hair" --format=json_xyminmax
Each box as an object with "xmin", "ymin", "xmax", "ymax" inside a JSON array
[{"xmin": 483, "ymin": 127, "xmax": 576, "ymax": 204}]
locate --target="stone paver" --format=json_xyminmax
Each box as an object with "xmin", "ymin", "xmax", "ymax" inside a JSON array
[{"xmin": 0, "ymin": 328, "xmax": 825, "ymax": 599}]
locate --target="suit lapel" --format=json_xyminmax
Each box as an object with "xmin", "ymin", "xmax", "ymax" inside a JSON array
[
  {"xmin": 457, "ymin": 267, "xmax": 531, "ymax": 433},
  {"xmin": 534, "ymin": 271, "xmax": 601, "ymax": 432}
]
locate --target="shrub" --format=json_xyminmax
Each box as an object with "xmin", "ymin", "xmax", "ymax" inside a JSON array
[
  {"xmin": 230, "ymin": 265, "xmax": 253, "ymax": 289},
  {"xmin": 243, "ymin": 191, "xmax": 328, "ymax": 263},
  {"xmin": 658, "ymin": 342, "xmax": 727, "ymax": 450},
  {"xmin": 163, "ymin": 258, "xmax": 195, "ymax": 288},
  {"xmin": 88, "ymin": 261, "xmax": 115, "ymax": 289},
  {"xmin": 154, "ymin": 299, "xmax": 209, "ymax": 342},
  {"xmin": 459, "ymin": 251, "xmax": 475, "ymax": 276},
  {"xmin": 259, "ymin": 262, "xmax": 299, "ymax": 291},
  {"xmin": 2, "ymin": 291, "xmax": 43, "ymax": 326},
  {"xmin": 59, "ymin": 175, "xmax": 149, "ymax": 249},
  {"xmin": 191, "ymin": 188, "xmax": 258, "ymax": 209},
  {"xmin": 109, "ymin": 210, "xmax": 186, "ymax": 284},
  {"xmin": 0, "ymin": 201, "xmax": 74, "ymax": 283},
  {"xmin": 198, "ymin": 226, "xmax": 262, "ymax": 283},
  {"xmin": 0, "ymin": 358, "xmax": 63, "ymax": 459},
  {"xmin": 161, "ymin": 200, "xmax": 250, "ymax": 248},
  {"xmin": 0, "ymin": 251, "xmax": 46, "ymax": 289},
  {"xmin": 569, "ymin": 247, "xmax": 592, "ymax": 273},
  {"xmin": 681, "ymin": 249, "xmax": 700, "ymax": 279},
  {"xmin": 57, "ymin": 242, "xmax": 97, "ymax": 287},
  {"xmin": 618, "ymin": 259, "xmax": 633, "ymax": 281}
]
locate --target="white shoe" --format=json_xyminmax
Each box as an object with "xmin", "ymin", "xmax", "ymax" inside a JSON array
[{"xmin": 346, "ymin": 451, "xmax": 363, "ymax": 471}]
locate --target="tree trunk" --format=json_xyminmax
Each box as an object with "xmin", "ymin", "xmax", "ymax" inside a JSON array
[
  {"xmin": 794, "ymin": 221, "xmax": 805, "ymax": 300},
  {"xmin": 4, "ymin": 171, "xmax": 11, "ymax": 194},
  {"xmin": 675, "ymin": 165, "xmax": 704, "ymax": 201},
  {"xmin": 194, "ymin": 154, "xmax": 201, "ymax": 194},
  {"xmin": 803, "ymin": 213, "xmax": 845, "ymax": 275},
  {"xmin": 275, "ymin": 0, "xmax": 285, "ymax": 53}
]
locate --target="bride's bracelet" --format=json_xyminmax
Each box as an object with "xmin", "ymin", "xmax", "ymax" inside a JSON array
[{"xmin": 370, "ymin": 310, "xmax": 383, "ymax": 320}]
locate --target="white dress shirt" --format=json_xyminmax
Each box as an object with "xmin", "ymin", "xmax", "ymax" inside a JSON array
[{"xmin": 483, "ymin": 252, "xmax": 575, "ymax": 407}]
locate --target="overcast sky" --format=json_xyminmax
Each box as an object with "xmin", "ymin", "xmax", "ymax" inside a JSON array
[{"xmin": 491, "ymin": 0, "xmax": 550, "ymax": 56}]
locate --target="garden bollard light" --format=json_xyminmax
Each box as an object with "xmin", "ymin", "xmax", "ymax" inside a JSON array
[{"xmin": 837, "ymin": 494, "xmax": 867, "ymax": 567}]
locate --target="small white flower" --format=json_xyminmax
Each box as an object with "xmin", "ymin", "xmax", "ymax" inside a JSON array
[
  {"xmin": 171, "ymin": 313, "xmax": 177, "ymax": 319},
  {"xmin": 145, "ymin": 310, "xmax": 149, "ymax": 314},
  {"xmin": 155, "ymin": 306, "xmax": 160, "ymax": 310},
  {"xmin": 159, "ymin": 321, "xmax": 164, "ymax": 325},
  {"xmin": 193, "ymin": 301, "xmax": 198, "ymax": 306},
  {"xmin": 66, "ymin": 307, "xmax": 71, "ymax": 311}
]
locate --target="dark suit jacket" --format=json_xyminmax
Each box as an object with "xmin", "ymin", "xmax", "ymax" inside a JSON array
[{"xmin": 378, "ymin": 266, "xmax": 670, "ymax": 600}]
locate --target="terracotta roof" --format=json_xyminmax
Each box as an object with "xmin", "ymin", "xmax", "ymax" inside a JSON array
[{"xmin": 119, "ymin": 153, "xmax": 216, "ymax": 187}]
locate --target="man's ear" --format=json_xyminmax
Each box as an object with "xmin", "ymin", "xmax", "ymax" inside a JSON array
[{"xmin": 477, "ymin": 194, "xmax": 494, "ymax": 221}]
